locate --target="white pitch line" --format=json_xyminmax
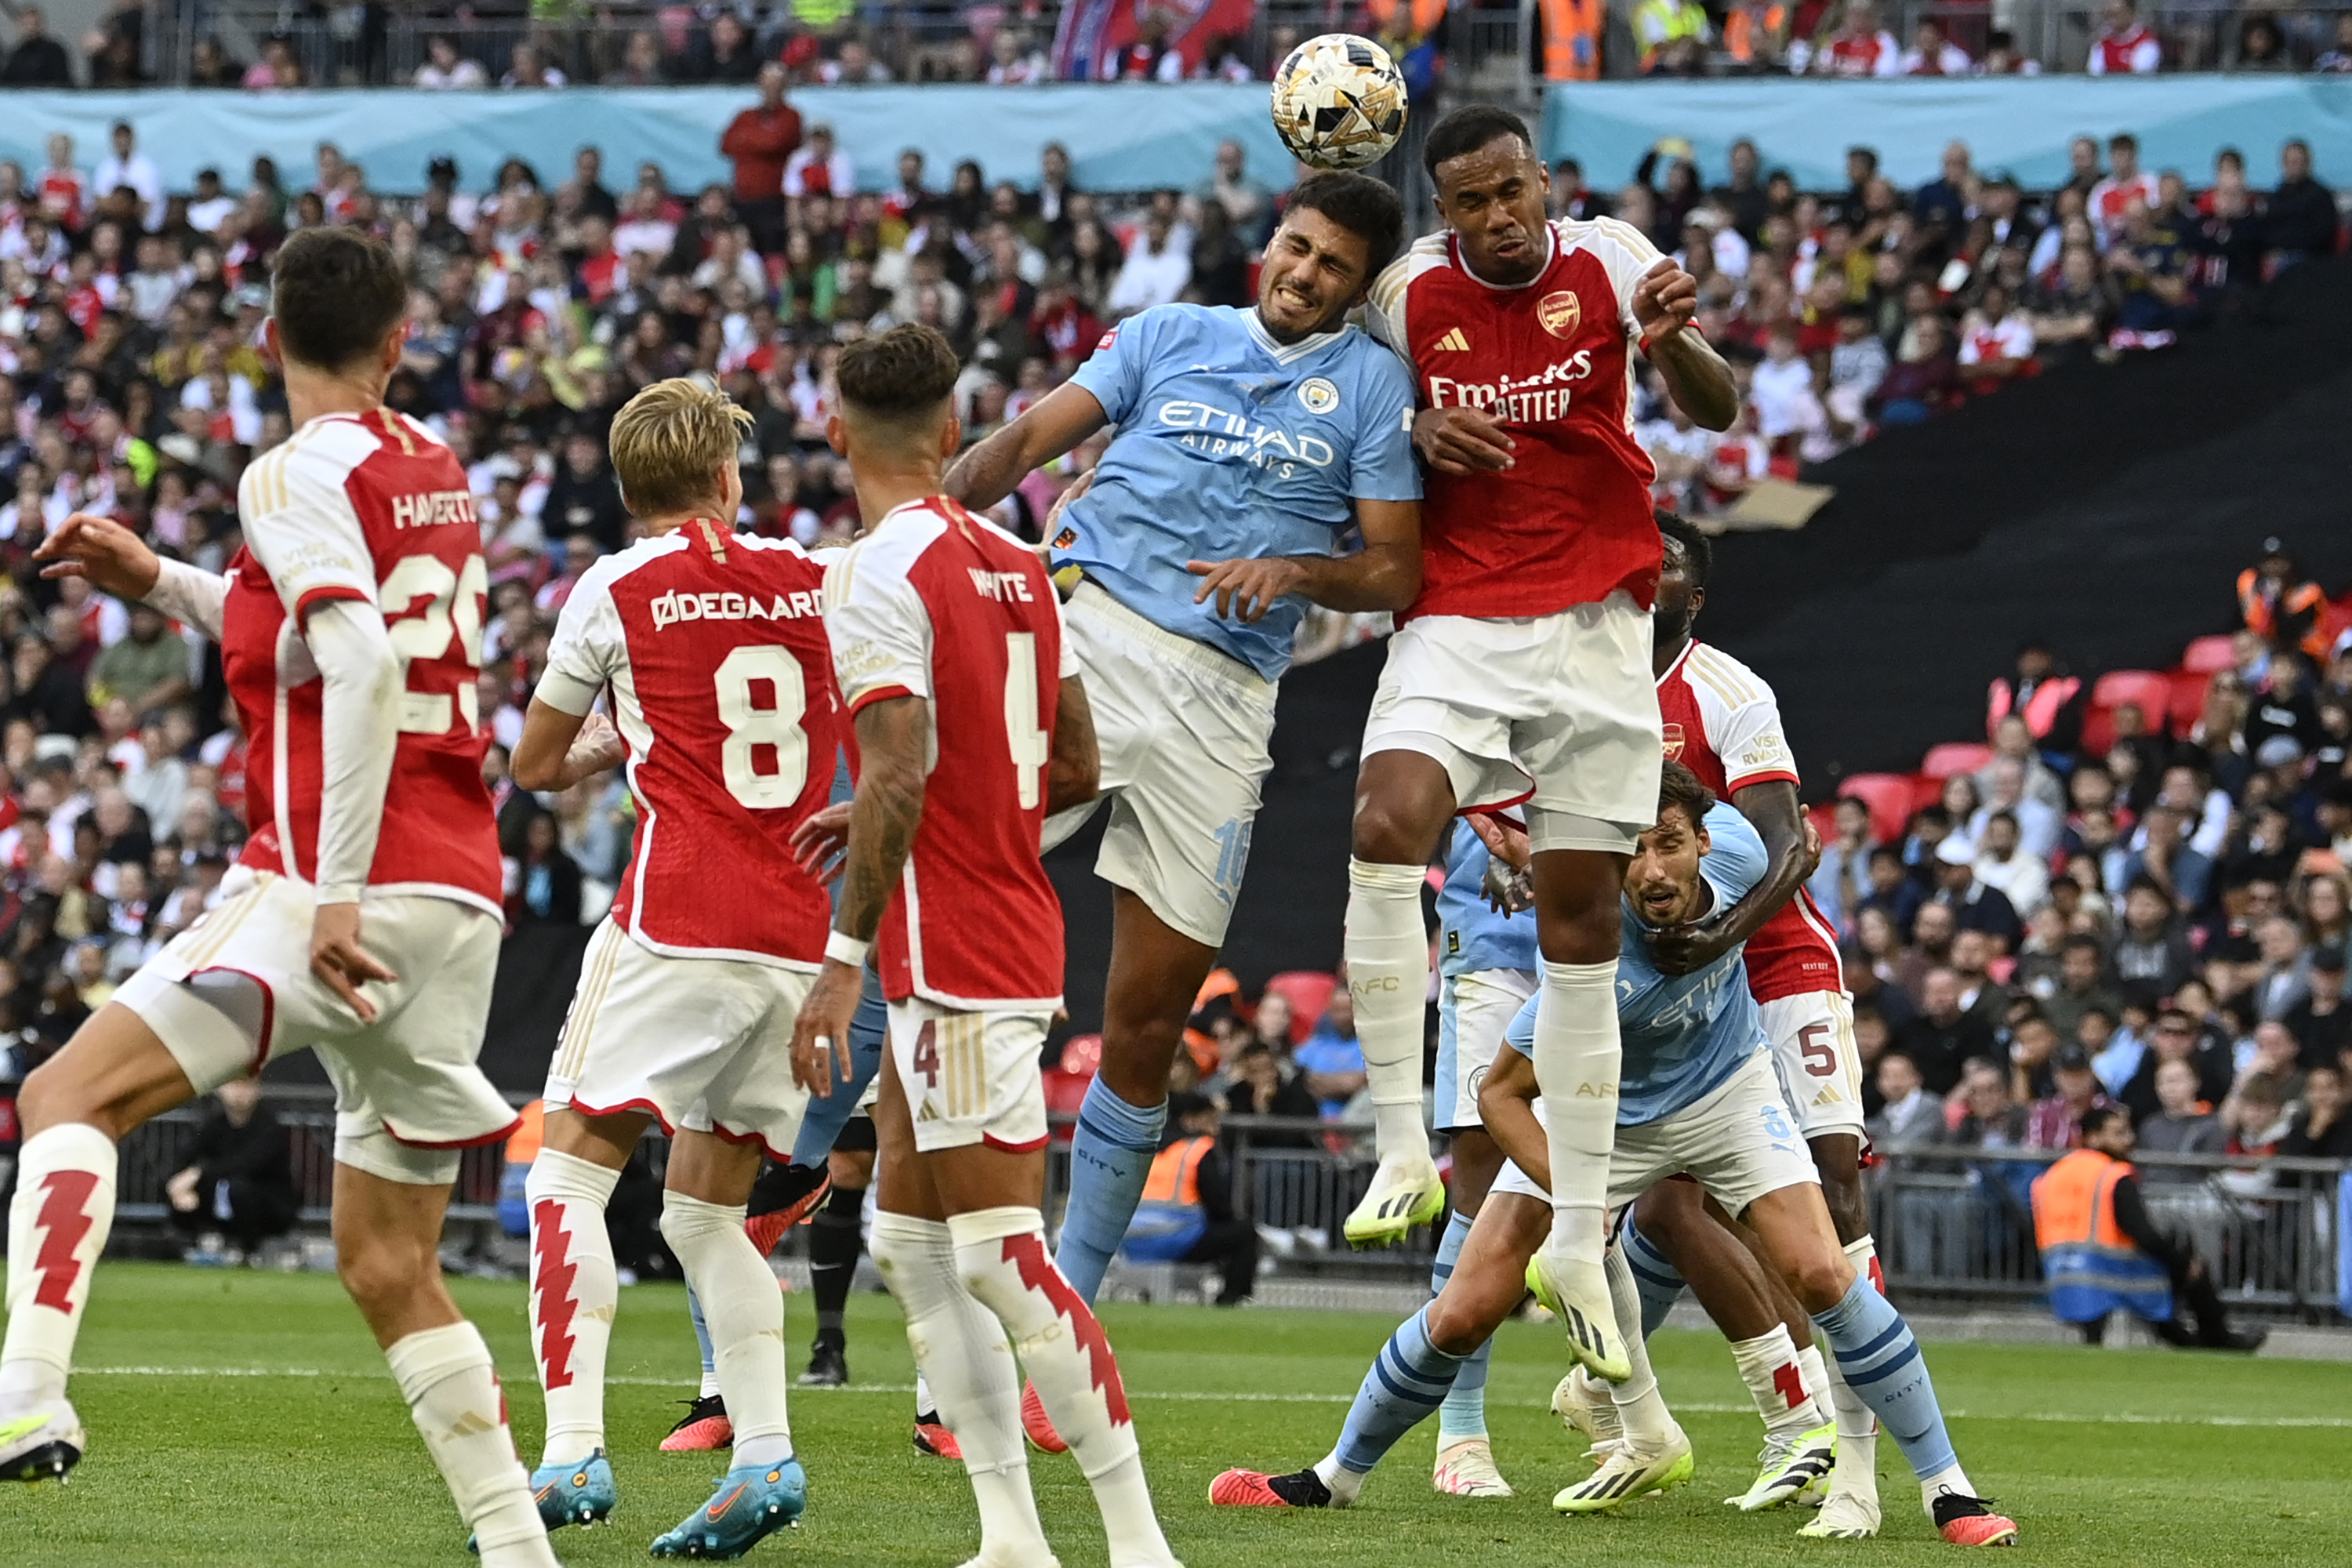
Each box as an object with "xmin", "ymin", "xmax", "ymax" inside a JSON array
[{"xmin": 68, "ymin": 1368, "xmax": 2352, "ymax": 1428}]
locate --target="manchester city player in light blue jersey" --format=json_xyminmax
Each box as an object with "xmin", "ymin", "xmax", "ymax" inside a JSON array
[
  {"xmin": 1424, "ymin": 819, "xmax": 1536, "ymax": 1497},
  {"xmin": 1210, "ymin": 763, "xmax": 2021, "ymax": 1549},
  {"xmin": 942, "ymin": 172, "xmax": 1421, "ymax": 1414}
]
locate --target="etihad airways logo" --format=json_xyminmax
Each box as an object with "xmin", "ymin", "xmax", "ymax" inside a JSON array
[
  {"xmin": 648, "ymin": 588, "xmax": 821, "ymax": 630},
  {"xmin": 1155, "ymin": 397, "xmax": 1335, "ymax": 474},
  {"xmin": 1426, "ymin": 351, "xmax": 1597, "ymax": 424}
]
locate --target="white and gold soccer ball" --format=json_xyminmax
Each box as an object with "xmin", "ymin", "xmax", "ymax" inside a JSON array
[{"xmin": 1269, "ymin": 33, "xmax": 1408, "ymax": 172}]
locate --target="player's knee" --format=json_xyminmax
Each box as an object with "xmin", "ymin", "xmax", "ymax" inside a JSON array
[
  {"xmin": 336, "ymin": 1232, "xmax": 434, "ymax": 1319},
  {"xmin": 1535, "ymin": 886, "xmax": 1621, "ymax": 967},
  {"xmin": 1349, "ymin": 782, "xmax": 1448, "ymax": 866},
  {"xmin": 1425, "ymin": 1291, "xmax": 1497, "ymax": 1356},
  {"xmin": 1784, "ymin": 1247, "xmax": 1854, "ymax": 1316},
  {"xmin": 16, "ymin": 1058, "xmax": 123, "ymax": 1142}
]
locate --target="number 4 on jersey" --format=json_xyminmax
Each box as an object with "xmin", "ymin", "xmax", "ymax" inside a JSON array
[{"xmin": 1003, "ymin": 632, "xmax": 1049, "ymax": 808}]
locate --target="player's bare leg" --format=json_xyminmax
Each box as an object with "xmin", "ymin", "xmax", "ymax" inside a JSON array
[
  {"xmin": 1626, "ymin": 1180, "xmax": 1835, "ymax": 1510},
  {"xmin": 869, "ymin": 1059, "xmax": 1179, "ymax": 1568},
  {"xmin": 648, "ymin": 1129, "xmax": 808, "ymax": 1560},
  {"xmin": 1429, "ymin": 1126, "xmax": 1511, "ymax": 1496},
  {"xmin": 1, "ymin": 1007, "xmax": 195, "ymax": 1482},
  {"xmin": 1742, "ymin": 1185, "xmax": 2017, "ymax": 1545},
  {"xmin": 1804, "ymin": 1129, "xmax": 1885, "ymax": 1530},
  {"xmin": 1054, "ymin": 887, "xmax": 1220, "ymax": 1302},
  {"xmin": 1341, "ymin": 749, "xmax": 1456, "ymax": 1248},
  {"xmin": 334, "ymin": 1152, "xmax": 560, "ymax": 1565},
  {"xmin": 1520, "ymin": 844, "xmax": 1632, "ymax": 1382}
]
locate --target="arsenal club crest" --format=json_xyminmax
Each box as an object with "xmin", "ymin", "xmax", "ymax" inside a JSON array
[
  {"xmin": 1537, "ymin": 289, "xmax": 1582, "ymax": 339},
  {"xmin": 1661, "ymin": 722, "xmax": 1686, "ymax": 762}
]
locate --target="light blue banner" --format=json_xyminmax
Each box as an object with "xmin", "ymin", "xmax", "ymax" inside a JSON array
[
  {"xmin": 0, "ymin": 82, "xmax": 1294, "ymax": 197},
  {"xmin": 1542, "ymin": 78, "xmax": 2352, "ymax": 191}
]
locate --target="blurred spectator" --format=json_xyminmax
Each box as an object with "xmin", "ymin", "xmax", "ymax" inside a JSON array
[
  {"xmin": 1120, "ymin": 1091, "xmax": 1257, "ymax": 1305},
  {"xmin": 1900, "ymin": 19, "xmax": 1971, "ymax": 75},
  {"xmin": 164, "ymin": 1076, "xmax": 297, "ymax": 1262},
  {"xmin": 1105, "ymin": 209, "xmax": 1190, "ymax": 316},
  {"xmin": 721, "ymin": 64, "xmax": 802, "ymax": 251},
  {"xmin": 2087, "ymin": 0, "xmax": 2161, "ymax": 74},
  {"xmin": 2027, "ymin": 1044, "xmax": 2113, "ymax": 1147},
  {"xmin": 1192, "ymin": 140, "xmax": 1272, "ymax": 241},
  {"xmin": 2283, "ymin": 946, "xmax": 2350, "ymax": 1069},
  {"xmin": 2, "ymin": 5, "xmax": 73, "ymax": 85},
  {"xmin": 1814, "ymin": 2, "xmax": 1900, "ymax": 76},
  {"xmin": 1632, "ymin": 0, "xmax": 1710, "ymax": 73},
  {"xmin": 416, "ymin": 34, "xmax": 489, "ymax": 89},
  {"xmin": 783, "ymin": 125, "xmax": 855, "ymax": 203},
  {"xmin": 1868, "ymin": 1050, "xmax": 1947, "ymax": 1146},
  {"xmin": 507, "ymin": 811, "xmax": 583, "ymax": 926},
  {"xmin": 1294, "ymin": 985, "xmax": 1366, "ymax": 1118},
  {"xmin": 2279, "ymin": 1064, "xmax": 2352, "ymax": 1156},
  {"xmin": 1895, "ymin": 965, "xmax": 1995, "ymax": 1094},
  {"xmin": 2136, "ymin": 1058, "xmax": 2223, "ymax": 1175},
  {"xmin": 1222, "ymin": 1040, "xmax": 1320, "ymax": 1125},
  {"xmin": 501, "ymin": 42, "xmax": 566, "ymax": 89},
  {"xmin": 2318, "ymin": 16, "xmax": 2352, "ymax": 71}
]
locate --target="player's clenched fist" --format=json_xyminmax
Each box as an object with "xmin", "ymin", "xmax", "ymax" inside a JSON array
[
  {"xmin": 1412, "ymin": 405, "xmax": 1516, "ymax": 477},
  {"xmin": 1629, "ymin": 258, "xmax": 1700, "ymax": 339}
]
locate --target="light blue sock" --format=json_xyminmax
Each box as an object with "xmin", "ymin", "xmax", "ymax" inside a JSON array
[
  {"xmin": 1621, "ymin": 1217, "xmax": 1688, "ymax": 1339},
  {"xmin": 1430, "ymin": 1211, "xmax": 1490, "ymax": 1443},
  {"xmin": 790, "ymin": 965, "xmax": 887, "ymax": 1167},
  {"xmin": 1055, "ymin": 1076, "xmax": 1164, "ymax": 1303},
  {"xmin": 688, "ymin": 1283, "xmax": 717, "ymax": 1395},
  {"xmin": 1813, "ymin": 1276, "xmax": 1958, "ymax": 1481},
  {"xmin": 1336, "ymin": 1305, "xmax": 1468, "ymax": 1475}
]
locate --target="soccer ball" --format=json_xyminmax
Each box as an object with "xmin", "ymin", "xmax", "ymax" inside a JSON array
[{"xmin": 1270, "ymin": 33, "xmax": 1408, "ymax": 172}]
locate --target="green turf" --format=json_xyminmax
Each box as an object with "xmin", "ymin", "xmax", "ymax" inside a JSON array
[{"xmin": 2, "ymin": 1262, "xmax": 2347, "ymax": 1565}]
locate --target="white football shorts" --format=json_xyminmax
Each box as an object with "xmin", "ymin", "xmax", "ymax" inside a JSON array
[
  {"xmin": 1361, "ymin": 591, "xmax": 1662, "ymax": 854},
  {"xmin": 1434, "ymin": 967, "xmax": 1537, "ymax": 1131},
  {"xmin": 1041, "ymin": 583, "xmax": 1277, "ymax": 948},
  {"xmin": 1491, "ymin": 1051, "xmax": 1819, "ymax": 1218},
  {"xmin": 114, "ymin": 866, "xmax": 514, "ymax": 1186},
  {"xmin": 1762, "ymin": 989, "xmax": 1867, "ymax": 1141},
  {"xmin": 887, "ymin": 996, "xmax": 1053, "ymax": 1154},
  {"xmin": 543, "ymin": 917, "xmax": 815, "ymax": 1160}
]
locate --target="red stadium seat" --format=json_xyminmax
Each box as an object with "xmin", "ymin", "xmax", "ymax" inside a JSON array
[
  {"xmin": 1919, "ymin": 742, "xmax": 1992, "ymax": 779},
  {"xmin": 1260, "ymin": 971, "xmax": 1336, "ymax": 1042},
  {"xmin": 2166, "ymin": 670, "xmax": 2212, "ymax": 735},
  {"xmin": 1059, "ymin": 1033, "xmax": 1103, "ymax": 1076},
  {"xmin": 2084, "ymin": 669, "xmax": 2173, "ymax": 753},
  {"xmin": 2180, "ymin": 634, "xmax": 2238, "ymax": 673},
  {"xmin": 1838, "ymin": 773, "xmax": 1916, "ymax": 844},
  {"xmin": 1909, "ymin": 772, "xmax": 1945, "ymax": 815},
  {"xmin": 1805, "ymin": 800, "xmax": 1839, "ymax": 845},
  {"xmin": 1041, "ymin": 1033, "xmax": 1103, "ymax": 1145}
]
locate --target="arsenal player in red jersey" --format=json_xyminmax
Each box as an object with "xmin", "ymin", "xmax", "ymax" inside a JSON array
[
  {"xmin": 3, "ymin": 228, "xmax": 557, "ymax": 1565},
  {"xmin": 789, "ymin": 324, "xmax": 1180, "ymax": 1568},
  {"xmin": 1340, "ymin": 106, "xmax": 1738, "ymax": 1386}
]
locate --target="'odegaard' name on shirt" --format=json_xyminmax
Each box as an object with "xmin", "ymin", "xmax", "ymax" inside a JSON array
[{"xmin": 649, "ymin": 588, "xmax": 822, "ymax": 630}]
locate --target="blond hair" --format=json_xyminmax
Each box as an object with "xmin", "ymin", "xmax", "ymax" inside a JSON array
[{"xmin": 607, "ymin": 377, "xmax": 753, "ymax": 518}]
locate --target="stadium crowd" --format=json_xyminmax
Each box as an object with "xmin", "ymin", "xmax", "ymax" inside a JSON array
[{"xmin": 0, "ymin": 66, "xmax": 2341, "ymax": 1277}]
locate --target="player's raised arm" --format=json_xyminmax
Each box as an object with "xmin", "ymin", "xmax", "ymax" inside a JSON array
[
  {"xmin": 941, "ymin": 379, "xmax": 1109, "ymax": 510},
  {"xmin": 1632, "ymin": 256, "xmax": 1739, "ymax": 432},
  {"xmin": 1475, "ymin": 1028, "xmax": 1549, "ymax": 1193},
  {"xmin": 37, "ymin": 512, "xmax": 229, "ymax": 640}
]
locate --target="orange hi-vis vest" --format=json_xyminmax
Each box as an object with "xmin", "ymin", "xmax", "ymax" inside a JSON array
[
  {"xmin": 1723, "ymin": 3, "xmax": 1786, "ymax": 63},
  {"xmin": 1141, "ymin": 1135, "xmax": 1213, "ymax": 1207},
  {"xmin": 1984, "ymin": 673, "xmax": 2081, "ymax": 741},
  {"xmin": 1366, "ymin": 0, "xmax": 1449, "ymax": 39},
  {"xmin": 1541, "ymin": 0, "xmax": 1604, "ymax": 78},
  {"xmin": 2031, "ymin": 1148, "xmax": 2173, "ymax": 1323},
  {"xmin": 2238, "ymin": 568, "xmax": 2328, "ymax": 659}
]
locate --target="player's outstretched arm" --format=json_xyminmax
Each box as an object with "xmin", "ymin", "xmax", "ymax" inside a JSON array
[
  {"xmin": 940, "ymin": 381, "xmax": 1108, "ymax": 511},
  {"xmin": 1046, "ymin": 674, "xmax": 1099, "ymax": 815},
  {"xmin": 1632, "ymin": 260, "xmax": 1740, "ymax": 432},
  {"xmin": 789, "ymin": 695, "xmax": 931, "ymax": 1094},
  {"xmin": 1185, "ymin": 497, "xmax": 1421, "ymax": 623},
  {"xmin": 511, "ymin": 702, "xmax": 627, "ymax": 794},
  {"xmin": 1649, "ymin": 779, "xmax": 1808, "ymax": 976},
  {"xmin": 36, "ymin": 511, "xmax": 228, "ymax": 639},
  {"xmin": 1476, "ymin": 1040, "xmax": 1551, "ymax": 1195}
]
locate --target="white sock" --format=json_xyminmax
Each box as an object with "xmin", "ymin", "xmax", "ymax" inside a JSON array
[
  {"xmin": 524, "ymin": 1149, "xmax": 620, "ymax": 1467},
  {"xmin": 1730, "ymin": 1327, "xmax": 1823, "ymax": 1437},
  {"xmin": 386, "ymin": 1321, "xmax": 556, "ymax": 1567},
  {"xmin": 1602, "ymin": 1243, "xmax": 1675, "ymax": 1447},
  {"xmin": 662, "ymin": 1190, "xmax": 793, "ymax": 1470},
  {"xmin": 951, "ymin": 1206, "xmax": 1178, "ymax": 1568},
  {"xmin": 1, "ymin": 1123, "xmax": 117, "ymax": 1411},
  {"xmin": 1827, "ymin": 1236, "xmax": 1881, "ymax": 1501},
  {"xmin": 1533, "ymin": 961, "xmax": 1619, "ymax": 1259},
  {"xmin": 1312, "ymin": 1450, "xmax": 1366, "ymax": 1505},
  {"xmin": 699, "ymin": 1368, "xmax": 724, "ymax": 1400},
  {"xmin": 914, "ymin": 1368, "xmax": 938, "ymax": 1417},
  {"xmin": 871, "ymin": 1211, "xmax": 1051, "ymax": 1563},
  {"xmin": 1345, "ymin": 858, "xmax": 1433, "ymax": 1163},
  {"xmin": 1795, "ymin": 1341, "xmax": 1832, "ymax": 1428},
  {"xmin": 1921, "ymin": 1462, "xmax": 1977, "ymax": 1511}
]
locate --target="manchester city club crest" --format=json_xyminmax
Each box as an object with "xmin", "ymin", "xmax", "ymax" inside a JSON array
[{"xmin": 1297, "ymin": 376, "xmax": 1341, "ymax": 414}]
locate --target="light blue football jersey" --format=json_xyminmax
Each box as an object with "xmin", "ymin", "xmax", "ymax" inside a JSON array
[
  {"xmin": 1438, "ymin": 819, "xmax": 1537, "ymax": 980},
  {"xmin": 1061, "ymin": 303, "xmax": 1420, "ymax": 681},
  {"xmin": 1502, "ymin": 803, "xmax": 1773, "ymax": 1126}
]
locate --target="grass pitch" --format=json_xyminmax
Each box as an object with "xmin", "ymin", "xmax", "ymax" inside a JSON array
[{"xmin": 2, "ymin": 1262, "xmax": 2346, "ymax": 1566}]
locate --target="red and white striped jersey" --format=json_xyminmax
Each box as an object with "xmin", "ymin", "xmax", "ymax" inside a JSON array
[
  {"xmin": 822, "ymin": 497, "xmax": 1073, "ymax": 1010},
  {"xmin": 537, "ymin": 521, "xmax": 842, "ymax": 966},
  {"xmin": 227, "ymin": 409, "xmax": 502, "ymax": 914},
  {"xmin": 1367, "ymin": 216, "xmax": 1665, "ymax": 622},
  {"xmin": 1655, "ymin": 638, "xmax": 1841, "ymax": 1003}
]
